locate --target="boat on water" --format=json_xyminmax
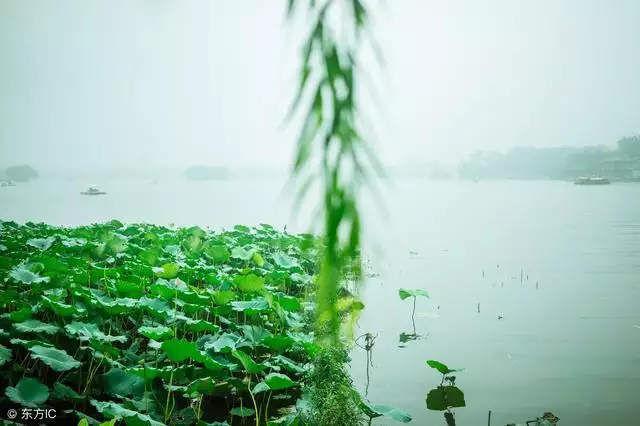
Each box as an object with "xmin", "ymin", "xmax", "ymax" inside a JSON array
[
  {"xmin": 0, "ymin": 180, "xmax": 17, "ymax": 187},
  {"xmin": 81, "ymin": 185, "xmax": 107, "ymax": 195},
  {"xmin": 574, "ymin": 177, "xmax": 611, "ymax": 185}
]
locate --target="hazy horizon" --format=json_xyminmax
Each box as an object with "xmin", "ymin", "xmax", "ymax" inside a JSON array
[{"xmin": 2, "ymin": 0, "xmax": 640, "ymax": 171}]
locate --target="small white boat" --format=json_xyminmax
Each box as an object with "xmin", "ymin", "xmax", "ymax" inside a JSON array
[
  {"xmin": 81, "ymin": 185, "xmax": 107, "ymax": 195},
  {"xmin": 0, "ymin": 180, "xmax": 16, "ymax": 187},
  {"xmin": 574, "ymin": 177, "xmax": 610, "ymax": 185}
]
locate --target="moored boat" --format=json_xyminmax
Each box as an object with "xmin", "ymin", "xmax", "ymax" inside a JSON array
[
  {"xmin": 81, "ymin": 185, "xmax": 107, "ymax": 195},
  {"xmin": 574, "ymin": 177, "xmax": 611, "ymax": 185}
]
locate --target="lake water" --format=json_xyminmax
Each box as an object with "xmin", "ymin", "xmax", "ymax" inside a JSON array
[{"xmin": 2, "ymin": 178, "xmax": 640, "ymax": 425}]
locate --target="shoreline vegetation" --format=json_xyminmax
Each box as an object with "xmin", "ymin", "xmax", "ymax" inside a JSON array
[
  {"xmin": 458, "ymin": 136, "xmax": 640, "ymax": 182},
  {"xmin": 5, "ymin": 136, "xmax": 640, "ymax": 184},
  {"xmin": 0, "ymin": 220, "xmax": 409, "ymax": 426}
]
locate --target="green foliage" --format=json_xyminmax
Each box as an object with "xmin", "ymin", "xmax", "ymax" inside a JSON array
[
  {"xmin": 425, "ymin": 386, "xmax": 466, "ymax": 411},
  {"xmin": 398, "ymin": 289, "xmax": 429, "ymax": 300},
  {"xmin": 0, "ymin": 220, "xmax": 324, "ymax": 424},
  {"xmin": 286, "ymin": 0, "xmax": 381, "ymax": 344},
  {"xmin": 303, "ymin": 344, "xmax": 365, "ymax": 426},
  {"xmin": 425, "ymin": 359, "xmax": 466, "ymax": 425},
  {"xmin": 6, "ymin": 377, "xmax": 49, "ymax": 407},
  {"xmin": 353, "ymin": 390, "xmax": 413, "ymax": 423},
  {"xmin": 425, "ymin": 360, "xmax": 463, "ymax": 375}
]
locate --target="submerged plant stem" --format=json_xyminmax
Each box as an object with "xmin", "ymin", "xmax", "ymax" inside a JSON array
[{"xmin": 412, "ymin": 296, "xmax": 417, "ymax": 334}]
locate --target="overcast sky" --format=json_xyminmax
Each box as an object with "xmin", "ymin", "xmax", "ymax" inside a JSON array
[{"xmin": 1, "ymin": 0, "xmax": 639, "ymax": 171}]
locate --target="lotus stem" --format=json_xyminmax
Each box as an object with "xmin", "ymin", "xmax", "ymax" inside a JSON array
[
  {"xmin": 248, "ymin": 376, "xmax": 260, "ymax": 426},
  {"xmin": 411, "ymin": 296, "xmax": 417, "ymax": 333},
  {"xmin": 164, "ymin": 368, "xmax": 175, "ymax": 423},
  {"xmin": 264, "ymin": 391, "xmax": 272, "ymax": 424}
]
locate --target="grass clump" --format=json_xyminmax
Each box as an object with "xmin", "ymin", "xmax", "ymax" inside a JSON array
[{"xmin": 303, "ymin": 344, "xmax": 364, "ymax": 426}]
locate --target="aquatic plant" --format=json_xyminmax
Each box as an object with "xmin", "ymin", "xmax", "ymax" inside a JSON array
[
  {"xmin": 0, "ymin": 220, "xmax": 325, "ymax": 425},
  {"xmin": 504, "ymin": 412, "xmax": 560, "ymax": 426},
  {"xmin": 398, "ymin": 288, "xmax": 429, "ymax": 336},
  {"xmin": 425, "ymin": 360, "xmax": 466, "ymax": 426},
  {"xmin": 354, "ymin": 332, "xmax": 377, "ymax": 396}
]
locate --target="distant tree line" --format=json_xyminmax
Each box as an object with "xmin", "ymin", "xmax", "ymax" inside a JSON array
[
  {"xmin": 3, "ymin": 165, "xmax": 39, "ymax": 182},
  {"xmin": 458, "ymin": 135, "xmax": 640, "ymax": 181}
]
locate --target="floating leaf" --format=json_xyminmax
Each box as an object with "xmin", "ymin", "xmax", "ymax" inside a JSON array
[{"xmin": 5, "ymin": 377, "xmax": 49, "ymax": 407}]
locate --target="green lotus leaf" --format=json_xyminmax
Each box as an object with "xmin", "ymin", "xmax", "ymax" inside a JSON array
[
  {"xmin": 13, "ymin": 319, "xmax": 59, "ymax": 335},
  {"xmin": 9, "ymin": 266, "xmax": 49, "ymax": 284},
  {"xmin": 5, "ymin": 377, "xmax": 49, "ymax": 407},
  {"xmin": 161, "ymin": 339, "xmax": 200, "ymax": 362},
  {"xmin": 28, "ymin": 345, "xmax": 81, "ymax": 372},
  {"xmin": 399, "ymin": 288, "xmax": 429, "ymax": 300},
  {"xmin": 231, "ymin": 349, "xmax": 265, "ymax": 374},
  {"xmin": 138, "ymin": 325, "xmax": 173, "ymax": 340},
  {"xmin": 0, "ymin": 344, "xmax": 12, "ymax": 367},
  {"xmin": 234, "ymin": 274, "xmax": 265, "ymax": 293},
  {"xmin": 27, "ymin": 237, "xmax": 55, "ymax": 251}
]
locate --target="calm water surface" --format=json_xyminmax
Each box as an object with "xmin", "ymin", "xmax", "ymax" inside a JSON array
[{"xmin": 1, "ymin": 178, "xmax": 639, "ymax": 425}]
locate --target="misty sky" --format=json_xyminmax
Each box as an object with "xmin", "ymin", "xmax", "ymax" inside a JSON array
[{"xmin": 1, "ymin": 0, "xmax": 639, "ymax": 171}]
